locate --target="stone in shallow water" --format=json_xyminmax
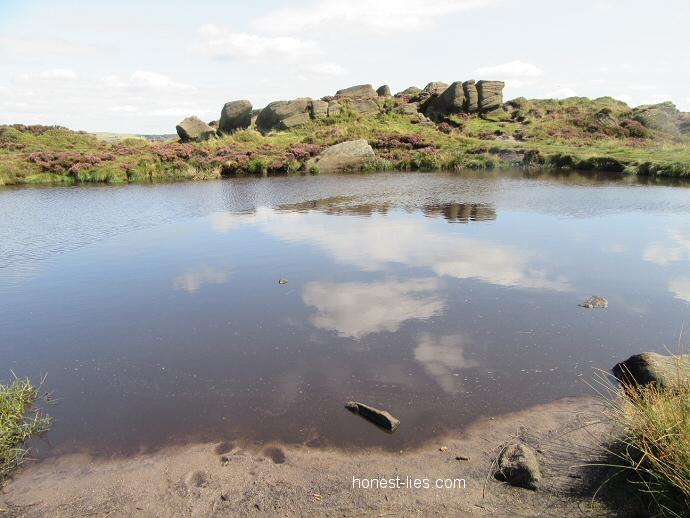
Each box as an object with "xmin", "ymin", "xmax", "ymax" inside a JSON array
[
  {"xmin": 578, "ymin": 295, "xmax": 608, "ymax": 308},
  {"xmin": 345, "ymin": 401, "xmax": 400, "ymax": 431},
  {"xmin": 278, "ymin": 278, "xmax": 289, "ymax": 285}
]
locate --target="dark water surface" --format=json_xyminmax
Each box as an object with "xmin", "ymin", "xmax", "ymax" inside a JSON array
[{"xmin": 1, "ymin": 170, "xmax": 689, "ymax": 457}]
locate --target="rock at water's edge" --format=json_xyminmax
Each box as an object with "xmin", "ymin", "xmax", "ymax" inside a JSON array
[
  {"xmin": 345, "ymin": 401, "xmax": 400, "ymax": 431},
  {"xmin": 176, "ymin": 116, "xmax": 216, "ymax": 142},
  {"xmin": 496, "ymin": 442, "xmax": 542, "ymax": 490},
  {"xmin": 612, "ymin": 352, "xmax": 690, "ymax": 389},
  {"xmin": 309, "ymin": 139, "xmax": 375, "ymax": 172}
]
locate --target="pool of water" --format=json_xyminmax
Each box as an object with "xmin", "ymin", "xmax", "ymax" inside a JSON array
[{"xmin": 1, "ymin": 169, "xmax": 689, "ymax": 456}]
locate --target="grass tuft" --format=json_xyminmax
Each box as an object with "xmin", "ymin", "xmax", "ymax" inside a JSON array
[{"xmin": 0, "ymin": 374, "xmax": 51, "ymax": 484}]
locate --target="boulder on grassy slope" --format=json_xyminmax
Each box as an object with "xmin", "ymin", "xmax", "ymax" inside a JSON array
[
  {"xmin": 336, "ymin": 85, "xmax": 378, "ymax": 99},
  {"xmin": 612, "ymin": 352, "xmax": 690, "ymax": 389},
  {"xmin": 309, "ymin": 140, "xmax": 375, "ymax": 171},
  {"xmin": 477, "ymin": 81, "xmax": 505, "ymax": 113},
  {"xmin": 176, "ymin": 116, "xmax": 216, "ymax": 142},
  {"xmin": 427, "ymin": 81, "xmax": 465, "ymax": 118},
  {"xmin": 219, "ymin": 100, "xmax": 253, "ymax": 134},
  {"xmin": 255, "ymin": 99, "xmax": 311, "ymax": 133}
]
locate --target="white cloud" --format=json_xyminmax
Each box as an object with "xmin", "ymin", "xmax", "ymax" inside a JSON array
[
  {"xmin": 100, "ymin": 71, "xmax": 197, "ymax": 93},
  {"xmin": 192, "ymin": 25, "xmax": 322, "ymax": 63},
  {"xmin": 669, "ymin": 278, "xmax": 690, "ymax": 303},
  {"xmin": 475, "ymin": 61, "xmax": 544, "ymax": 78},
  {"xmin": 545, "ymin": 88, "xmax": 577, "ymax": 99},
  {"xmin": 643, "ymin": 231, "xmax": 690, "ymax": 265},
  {"xmin": 254, "ymin": 0, "xmax": 497, "ymax": 34},
  {"xmin": 302, "ymin": 278, "xmax": 444, "ymax": 339},
  {"xmin": 613, "ymin": 94, "xmax": 633, "ymax": 104},
  {"xmin": 14, "ymin": 69, "xmax": 79, "ymax": 83},
  {"xmin": 0, "ymin": 35, "xmax": 97, "ymax": 57},
  {"xmin": 414, "ymin": 334, "xmax": 480, "ymax": 394},
  {"xmin": 301, "ymin": 62, "xmax": 348, "ymax": 76},
  {"xmin": 173, "ymin": 266, "xmax": 228, "ymax": 292},
  {"xmin": 213, "ymin": 208, "xmax": 571, "ymax": 292}
]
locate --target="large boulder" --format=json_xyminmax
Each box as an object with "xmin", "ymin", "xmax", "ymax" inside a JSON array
[
  {"xmin": 219, "ymin": 100, "xmax": 252, "ymax": 134},
  {"xmin": 427, "ymin": 81, "xmax": 465, "ymax": 118},
  {"xmin": 376, "ymin": 85, "xmax": 392, "ymax": 97},
  {"xmin": 255, "ymin": 99, "xmax": 311, "ymax": 133},
  {"xmin": 477, "ymin": 80, "xmax": 505, "ymax": 113},
  {"xmin": 612, "ymin": 352, "xmax": 690, "ymax": 389},
  {"xmin": 311, "ymin": 100, "xmax": 328, "ymax": 120},
  {"xmin": 423, "ymin": 81, "xmax": 449, "ymax": 97},
  {"xmin": 463, "ymin": 80, "xmax": 479, "ymax": 113},
  {"xmin": 336, "ymin": 84, "xmax": 378, "ymax": 99},
  {"xmin": 496, "ymin": 443, "xmax": 542, "ymax": 490},
  {"xmin": 349, "ymin": 99, "xmax": 379, "ymax": 116},
  {"xmin": 634, "ymin": 109, "xmax": 680, "ymax": 136},
  {"xmin": 176, "ymin": 116, "xmax": 216, "ymax": 142},
  {"xmin": 309, "ymin": 139, "xmax": 375, "ymax": 171},
  {"xmin": 279, "ymin": 112, "xmax": 311, "ymax": 130}
]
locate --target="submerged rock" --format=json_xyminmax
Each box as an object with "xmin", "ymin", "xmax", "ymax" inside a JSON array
[
  {"xmin": 219, "ymin": 100, "xmax": 253, "ymax": 134},
  {"xmin": 345, "ymin": 401, "xmax": 400, "ymax": 431},
  {"xmin": 496, "ymin": 443, "xmax": 542, "ymax": 490},
  {"xmin": 612, "ymin": 352, "xmax": 690, "ymax": 388},
  {"xmin": 278, "ymin": 278, "xmax": 289, "ymax": 285},
  {"xmin": 578, "ymin": 295, "xmax": 608, "ymax": 308},
  {"xmin": 309, "ymin": 140, "xmax": 375, "ymax": 172},
  {"xmin": 176, "ymin": 116, "xmax": 216, "ymax": 142}
]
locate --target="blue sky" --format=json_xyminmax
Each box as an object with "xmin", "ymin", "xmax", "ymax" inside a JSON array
[{"xmin": 1, "ymin": 0, "xmax": 688, "ymax": 133}]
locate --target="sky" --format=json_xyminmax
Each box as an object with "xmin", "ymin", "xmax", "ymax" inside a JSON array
[{"xmin": 0, "ymin": 0, "xmax": 688, "ymax": 134}]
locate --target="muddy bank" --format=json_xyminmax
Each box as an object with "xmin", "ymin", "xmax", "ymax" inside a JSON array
[{"xmin": 1, "ymin": 396, "xmax": 649, "ymax": 517}]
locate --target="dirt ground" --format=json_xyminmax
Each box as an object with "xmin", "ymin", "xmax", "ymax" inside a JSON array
[{"xmin": 1, "ymin": 396, "xmax": 654, "ymax": 517}]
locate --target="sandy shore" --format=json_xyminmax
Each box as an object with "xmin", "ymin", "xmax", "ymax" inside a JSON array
[{"xmin": 1, "ymin": 396, "xmax": 647, "ymax": 517}]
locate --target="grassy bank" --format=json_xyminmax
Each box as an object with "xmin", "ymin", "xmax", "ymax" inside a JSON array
[
  {"xmin": 1, "ymin": 96, "xmax": 688, "ymax": 186},
  {"xmin": 0, "ymin": 375, "xmax": 51, "ymax": 484}
]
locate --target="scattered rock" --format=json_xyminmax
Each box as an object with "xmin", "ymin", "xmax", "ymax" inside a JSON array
[
  {"xmin": 218, "ymin": 100, "xmax": 253, "ymax": 134},
  {"xmin": 336, "ymin": 84, "xmax": 378, "ymax": 99},
  {"xmin": 309, "ymin": 140, "xmax": 375, "ymax": 172},
  {"xmin": 612, "ymin": 352, "xmax": 690, "ymax": 389},
  {"xmin": 278, "ymin": 278, "xmax": 289, "ymax": 285},
  {"xmin": 578, "ymin": 296, "xmax": 608, "ymax": 308},
  {"xmin": 496, "ymin": 443, "xmax": 542, "ymax": 490},
  {"xmin": 463, "ymin": 80, "xmax": 479, "ymax": 113},
  {"xmin": 208, "ymin": 120, "xmax": 219, "ymax": 129},
  {"xmin": 327, "ymin": 101, "xmax": 342, "ymax": 117},
  {"xmin": 256, "ymin": 99, "xmax": 311, "ymax": 133},
  {"xmin": 176, "ymin": 116, "xmax": 216, "ymax": 142},
  {"xmin": 279, "ymin": 112, "xmax": 311, "ymax": 130},
  {"xmin": 349, "ymin": 99, "xmax": 380, "ymax": 116},
  {"xmin": 311, "ymin": 100, "xmax": 328, "ymax": 120},
  {"xmin": 345, "ymin": 401, "xmax": 400, "ymax": 432},
  {"xmin": 634, "ymin": 108, "xmax": 680, "ymax": 136},
  {"xmin": 427, "ymin": 81, "xmax": 465, "ymax": 118},
  {"xmin": 376, "ymin": 85, "xmax": 392, "ymax": 97},
  {"xmin": 477, "ymin": 80, "xmax": 505, "ymax": 113}
]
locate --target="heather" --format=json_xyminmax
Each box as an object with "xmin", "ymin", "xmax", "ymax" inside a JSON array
[{"xmin": 1, "ymin": 95, "xmax": 689, "ymax": 185}]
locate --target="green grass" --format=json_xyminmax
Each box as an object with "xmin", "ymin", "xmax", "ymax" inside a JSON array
[
  {"xmin": 0, "ymin": 374, "xmax": 51, "ymax": 484},
  {"xmin": 0, "ymin": 95, "xmax": 688, "ymax": 185}
]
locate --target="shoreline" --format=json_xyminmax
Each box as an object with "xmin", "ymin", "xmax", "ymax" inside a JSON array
[{"xmin": 1, "ymin": 395, "xmax": 647, "ymax": 517}]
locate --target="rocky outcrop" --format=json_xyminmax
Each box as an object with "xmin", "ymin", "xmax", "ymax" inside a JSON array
[
  {"xmin": 336, "ymin": 85, "xmax": 378, "ymax": 99},
  {"xmin": 349, "ymin": 99, "xmax": 380, "ymax": 116},
  {"xmin": 463, "ymin": 80, "xmax": 478, "ymax": 113},
  {"xmin": 219, "ymin": 100, "xmax": 253, "ymax": 134},
  {"xmin": 345, "ymin": 401, "xmax": 400, "ymax": 431},
  {"xmin": 496, "ymin": 443, "xmax": 542, "ymax": 490},
  {"xmin": 309, "ymin": 140, "xmax": 375, "ymax": 172},
  {"xmin": 427, "ymin": 81, "xmax": 465, "ymax": 118},
  {"xmin": 176, "ymin": 116, "xmax": 216, "ymax": 142},
  {"xmin": 423, "ymin": 82, "xmax": 449, "ymax": 97},
  {"xmin": 634, "ymin": 108, "xmax": 680, "ymax": 136},
  {"xmin": 612, "ymin": 352, "xmax": 690, "ymax": 389},
  {"xmin": 310, "ymin": 100, "xmax": 328, "ymax": 120},
  {"xmin": 256, "ymin": 99, "xmax": 311, "ymax": 133},
  {"xmin": 327, "ymin": 101, "xmax": 342, "ymax": 117},
  {"xmin": 376, "ymin": 85, "xmax": 392, "ymax": 97},
  {"xmin": 477, "ymin": 81, "xmax": 505, "ymax": 113}
]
